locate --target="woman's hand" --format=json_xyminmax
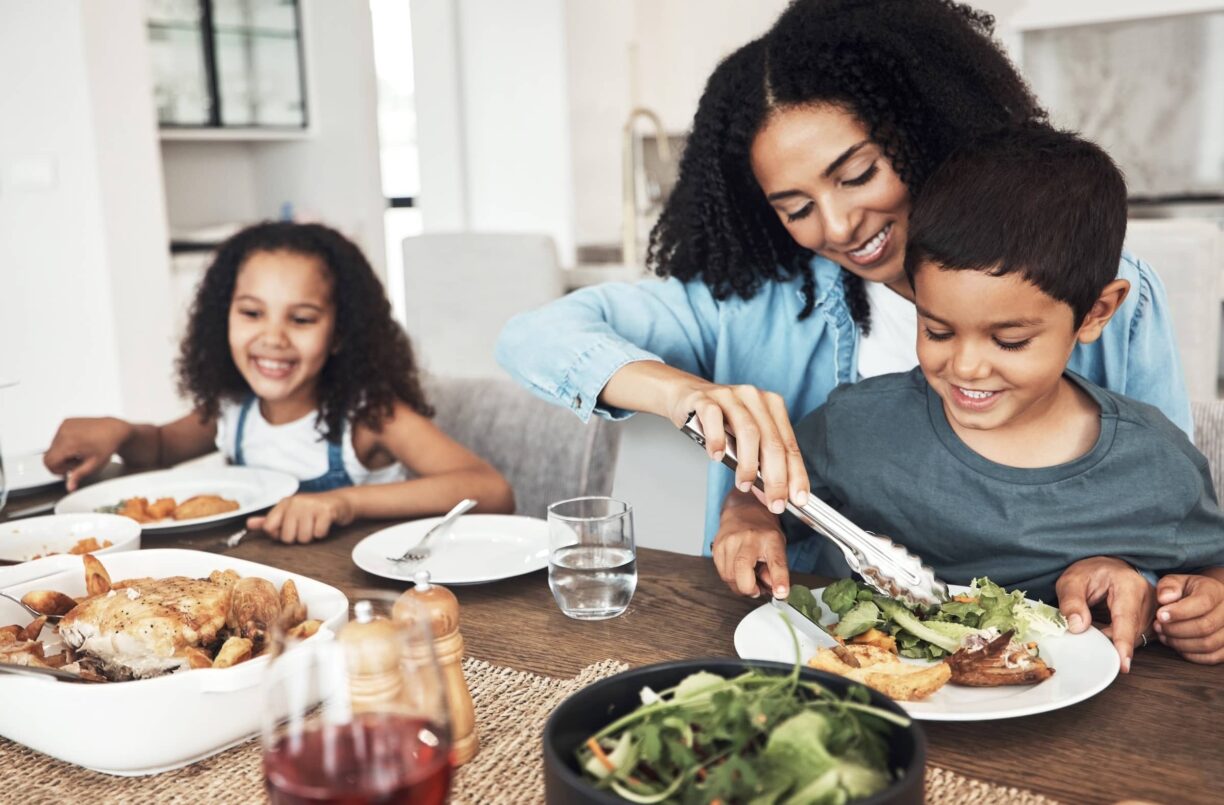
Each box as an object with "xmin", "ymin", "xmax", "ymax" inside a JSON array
[
  {"xmin": 1153, "ymin": 572, "xmax": 1224, "ymax": 665},
  {"xmin": 712, "ymin": 490, "xmax": 791, "ymax": 598},
  {"xmin": 43, "ymin": 417, "xmax": 133, "ymax": 491},
  {"xmin": 1056, "ymin": 556, "xmax": 1157, "ymax": 673},
  {"xmin": 248, "ymin": 491, "xmax": 356, "ymax": 544}
]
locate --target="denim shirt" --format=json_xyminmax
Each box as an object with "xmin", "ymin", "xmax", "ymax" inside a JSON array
[{"xmin": 495, "ymin": 251, "xmax": 1192, "ymax": 554}]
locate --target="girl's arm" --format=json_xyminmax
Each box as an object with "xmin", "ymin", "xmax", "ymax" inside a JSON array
[
  {"xmin": 44, "ymin": 412, "xmax": 218, "ymax": 490},
  {"xmin": 343, "ymin": 403, "xmax": 515, "ymax": 521}
]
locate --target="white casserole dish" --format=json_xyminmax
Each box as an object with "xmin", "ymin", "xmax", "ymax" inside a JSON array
[{"xmin": 0, "ymin": 548, "xmax": 348, "ymax": 775}]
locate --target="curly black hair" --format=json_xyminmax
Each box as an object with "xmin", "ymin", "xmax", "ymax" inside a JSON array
[
  {"xmin": 647, "ymin": 0, "xmax": 1047, "ymax": 332},
  {"xmin": 178, "ymin": 221, "xmax": 433, "ymax": 442}
]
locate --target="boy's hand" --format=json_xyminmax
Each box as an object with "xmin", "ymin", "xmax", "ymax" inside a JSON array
[
  {"xmin": 1056, "ymin": 556, "xmax": 1156, "ymax": 673},
  {"xmin": 1153, "ymin": 574, "xmax": 1224, "ymax": 665},
  {"xmin": 712, "ymin": 495, "xmax": 790, "ymax": 598},
  {"xmin": 43, "ymin": 417, "xmax": 131, "ymax": 491},
  {"xmin": 248, "ymin": 491, "xmax": 355, "ymax": 544}
]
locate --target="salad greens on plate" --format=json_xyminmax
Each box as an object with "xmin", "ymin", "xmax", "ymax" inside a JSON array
[
  {"xmin": 789, "ymin": 577, "xmax": 1067, "ymax": 660},
  {"xmin": 576, "ymin": 640, "xmax": 911, "ymax": 804}
]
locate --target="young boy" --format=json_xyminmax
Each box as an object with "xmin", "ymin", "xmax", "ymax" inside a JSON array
[{"xmin": 715, "ymin": 126, "xmax": 1224, "ymax": 671}]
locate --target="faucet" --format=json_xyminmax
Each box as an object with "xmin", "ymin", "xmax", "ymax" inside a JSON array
[{"xmin": 622, "ymin": 107, "xmax": 673, "ymax": 267}]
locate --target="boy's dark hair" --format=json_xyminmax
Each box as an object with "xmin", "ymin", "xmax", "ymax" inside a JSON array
[
  {"xmin": 178, "ymin": 221, "xmax": 433, "ymax": 442},
  {"xmin": 903, "ymin": 125, "xmax": 1128, "ymax": 326},
  {"xmin": 647, "ymin": 0, "xmax": 1046, "ymax": 331}
]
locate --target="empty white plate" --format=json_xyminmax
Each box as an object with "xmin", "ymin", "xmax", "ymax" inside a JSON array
[
  {"xmin": 352, "ymin": 514, "xmax": 549, "ymax": 585},
  {"xmin": 2, "ymin": 452, "xmax": 63, "ymax": 497},
  {"xmin": 54, "ymin": 466, "xmax": 299, "ymax": 534}
]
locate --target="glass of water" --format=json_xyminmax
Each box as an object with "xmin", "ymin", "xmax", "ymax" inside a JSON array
[{"xmin": 547, "ymin": 496, "xmax": 637, "ymax": 620}]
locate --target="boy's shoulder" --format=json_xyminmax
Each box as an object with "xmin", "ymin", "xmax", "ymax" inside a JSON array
[
  {"xmin": 801, "ymin": 368, "xmax": 929, "ymax": 430},
  {"xmin": 1082, "ymin": 374, "xmax": 1207, "ymax": 470}
]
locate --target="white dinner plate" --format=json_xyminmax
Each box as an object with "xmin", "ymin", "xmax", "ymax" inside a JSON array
[
  {"xmin": 0, "ymin": 513, "xmax": 141, "ymax": 564},
  {"xmin": 2, "ymin": 451, "xmax": 63, "ymax": 497},
  {"xmin": 352, "ymin": 514, "xmax": 549, "ymax": 585},
  {"xmin": 54, "ymin": 466, "xmax": 299, "ymax": 534},
  {"xmin": 734, "ymin": 584, "xmax": 1120, "ymax": 721}
]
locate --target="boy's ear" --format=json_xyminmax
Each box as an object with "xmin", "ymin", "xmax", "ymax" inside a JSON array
[{"xmin": 1076, "ymin": 279, "xmax": 1130, "ymax": 344}]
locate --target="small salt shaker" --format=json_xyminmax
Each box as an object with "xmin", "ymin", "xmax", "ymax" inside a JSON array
[{"xmin": 394, "ymin": 570, "xmax": 478, "ymax": 765}]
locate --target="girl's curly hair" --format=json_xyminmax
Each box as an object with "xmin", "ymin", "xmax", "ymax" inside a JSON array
[
  {"xmin": 647, "ymin": 0, "xmax": 1047, "ymax": 332},
  {"xmin": 178, "ymin": 221, "xmax": 433, "ymax": 442}
]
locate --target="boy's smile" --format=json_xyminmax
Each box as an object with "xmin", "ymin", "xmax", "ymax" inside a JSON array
[
  {"xmin": 913, "ymin": 265, "xmax": 1103, "ymax": 465},
  {"xmin": 228, "ymin": 249, "xmax": 336, "ymax": 423}
]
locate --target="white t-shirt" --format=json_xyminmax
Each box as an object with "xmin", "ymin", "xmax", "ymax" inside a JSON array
[
  {"xmin": 856, "ymin": 281, "xmax": 920, "ymax": 379},
  {"xmin": 215, "ymin": 400, "xmax": 406, "ymax": 486}
]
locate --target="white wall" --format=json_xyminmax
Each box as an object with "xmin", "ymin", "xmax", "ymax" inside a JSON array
[{"xmin": 0, "ymin": 0, "xmax": 176, "ymax": 455}]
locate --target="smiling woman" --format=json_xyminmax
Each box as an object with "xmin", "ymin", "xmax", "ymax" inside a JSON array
[{"xmin": 495, "ymin": 0, "xmax": 1191, "ymax": 569}]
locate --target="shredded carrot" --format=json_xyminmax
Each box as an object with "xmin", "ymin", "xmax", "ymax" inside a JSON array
[
  {"xmin": 1026, "ymin": 642, "xmax": 1038, "ymax": 650},
  {"xmin": 586, "ymin": 738, "xmax": 616, "ymax": 772}
]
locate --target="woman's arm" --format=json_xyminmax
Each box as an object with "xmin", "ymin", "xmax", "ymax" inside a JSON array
[{"xmin": 44, "ymin": 412, "xmax": 218, "ymax": 490}]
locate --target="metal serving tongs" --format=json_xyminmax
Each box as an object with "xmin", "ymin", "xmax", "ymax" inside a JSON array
[{"xmin": 680, "ymin": 413, "xmax": 949, "ymax": 608}]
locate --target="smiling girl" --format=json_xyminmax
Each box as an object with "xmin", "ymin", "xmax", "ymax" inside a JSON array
[{"xmin": 45, "ymin": 222, "xmax": 514, "ymax": 543}]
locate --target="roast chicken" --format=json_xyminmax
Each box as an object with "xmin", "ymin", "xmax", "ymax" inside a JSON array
[{"xmin": 59, "ymin": 571, "xmax": 282, "ymax": 680}]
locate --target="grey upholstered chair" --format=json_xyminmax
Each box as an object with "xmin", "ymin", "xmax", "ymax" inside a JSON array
[
  {"xmin": 422, "ymin": 375, "xmax": 621, "ymax": 519},
  {"xmin": 1192, "ymin": 400, "xmax": 1224, "ymax": 504}
]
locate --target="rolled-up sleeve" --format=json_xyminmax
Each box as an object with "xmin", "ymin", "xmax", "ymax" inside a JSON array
[{"xmin": 1121, "ymin": 255, "xmax": 1194, "ymax": 437}]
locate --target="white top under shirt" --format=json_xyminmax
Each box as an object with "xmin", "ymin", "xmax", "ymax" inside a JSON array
[
  {"xmin": 214, "ymin": 400, "xmax": 407, "ymax": 486},
  {"xmin": 856, "ymin": 281, "xmax": 919, "ymax": 379}
]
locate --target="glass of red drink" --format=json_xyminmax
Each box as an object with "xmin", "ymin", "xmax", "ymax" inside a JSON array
[{"xmin": 261, "ymin": 592, "xmax": 453, "ymax": 805}]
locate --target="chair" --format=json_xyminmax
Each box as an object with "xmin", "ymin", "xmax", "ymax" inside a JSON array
[
  {"xmin": 422, "ymin": 375, "xmax": 621, "ymax": 519},
  {"xmin": 1193, "ymin": 400, "xmax": 1224, "ymax": 504},
  {"xmin": 402, "ymin": 233, "xmax": 564, "ymax": 378}
]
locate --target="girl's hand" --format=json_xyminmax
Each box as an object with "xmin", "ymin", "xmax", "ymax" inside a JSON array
[
  {"xmin": 1153, "ymin": 573, "xmax": 1224, "ymax": 665},
  {"xmin": 43, "ymin": 417, "xmax": 132, "ymax": 491},
  {"xmin": 665, "ymin": 378, "xmax": 809, "ymax": 516},
  {"xmin": 712, "ymin": 492, "xmax": 790, "ymax": 598},
  {"xmin": 1056, "ymin": 556, "xmax": 1157, "ymax": 673},
  {"xmin": 248, "ymin": 491, "xmax": 356, "ymax": 544}
]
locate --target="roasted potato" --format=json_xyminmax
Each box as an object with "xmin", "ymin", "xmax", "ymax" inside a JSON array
[
  {"xmin": 208, "ymin": 569, "xmax": 241, "ymax": 590},
  {"xmin": 83, "ymin": 554, "xmax": 112, "ymax": 596},
  {"xmin": 118, "ymin": 497, "xmax": 153, "ymax": 523},
  {"xmin": 279, "ymin": 579, "xmax": 307, "ymax": 628},
  {"xmin": 20, "ymin": 589, "xmax": 78, "ymax": 617},
  {"xmin": 850, "ymin": 627, "xmax": 898, "ymax": 654},
  {"xmin": 212, "ymin": 636, "xmax": 253, "ymax": 668},
  {"xmin": 809, "ymin": 644, "xmax": 951, "ymax": 701},
  {"xmin": 0, "ymin": 626, "xmax": 20, "ymax": 644},
  {"xmin": 146, "ymin": 497, "xmax": 178, "ymax": 521},
  {"xmin": 21, "ymin": 616, "xmax": 48, "ymax": 642},
  {"xmin": 286, "ymin": 619, "xmax": 322, "ymax": 640},
  {"xmin": 227, "ymin": 577, "xmax": 281, "ymax": 642},
  {"xmin": 173, "ymin": 495, "xmax": 239, "ymax": 521},
  {"xmin": 181, "ymin": 647, "xmax": 214, "ymax": 670}
]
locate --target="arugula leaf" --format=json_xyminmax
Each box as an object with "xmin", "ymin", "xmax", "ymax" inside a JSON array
[{"xmin": 820, "ymin": 578, "xmax": 861, "ymax": 616}]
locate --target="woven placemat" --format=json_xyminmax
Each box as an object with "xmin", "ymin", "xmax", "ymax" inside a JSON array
[{"xmin": 0, "ymin": 657, "xmax": 1061, "ymax": 804}]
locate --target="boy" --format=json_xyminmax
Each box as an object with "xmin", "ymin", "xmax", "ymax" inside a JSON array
[{"xmin": 715, "ymin": 126, "xmax": 1224, "ymax": 671}]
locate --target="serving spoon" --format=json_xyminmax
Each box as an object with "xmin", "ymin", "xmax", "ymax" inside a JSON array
[{"xmin": 0, "ymin": 590, "xmax": 64, "ymax": 623}]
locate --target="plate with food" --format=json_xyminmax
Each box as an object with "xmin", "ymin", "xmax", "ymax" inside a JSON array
[
  {"xmin": 351, "ymin": 514, "xmax": 549, "ymax": 585},
  {"xmin": 0, "ymin": 513, "xmax": 140, "ymax": 565},
  {"xmin": 2, "ymin": 451, "xmax": 63, "ymax": 498},
  {"xmin": 53, "ymin": 466, "xmax": 299, "ymax": 533},
  {"xmin": 734, "ymin": 577, "xmax": 1119, "ymax": 721},
  {"xmin": 0, "ymin": 548, "xmax": 347, "ymax": 774}
]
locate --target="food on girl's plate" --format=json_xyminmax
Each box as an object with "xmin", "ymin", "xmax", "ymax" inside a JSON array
[
  {"xmin": 789, "ymin": 577, "xmax": 1064, "ymax": 694},
  {"xmin": 0, "ymin": 554, "xmax": 321, "ymax": 681},
  {"xmin": 577, "ymin": 662, "xmax": 908, "ymax": 803},
  {"xmin": 28, "ymin": 536, "xmax": 114, "ymax": 560},
  {"xmin": 98, "ymin": 494, "xmax": 240, "ymax": 523}
]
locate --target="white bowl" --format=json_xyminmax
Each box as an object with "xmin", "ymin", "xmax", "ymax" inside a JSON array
[
  {"xmin": 0, "ymin": 513, "xmax": 141, "ymax": 565},
  {"xmin": 0, "ymin": 549, "xmax": 349, "ymax": 775}
]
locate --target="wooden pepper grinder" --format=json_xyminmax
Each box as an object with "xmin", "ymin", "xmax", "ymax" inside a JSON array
[
  {"xmin": 394, "ymin": 570, "xmax": 478, "ymax": 765},
  {"xmin": 338, "ymin": 600, "xmax": 410, "ymax": 715}
]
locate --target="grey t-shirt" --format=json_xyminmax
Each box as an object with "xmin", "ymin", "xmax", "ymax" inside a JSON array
[{"xmin": 787, "ymin": 368, "xmax": 1224, "ymax": 602}]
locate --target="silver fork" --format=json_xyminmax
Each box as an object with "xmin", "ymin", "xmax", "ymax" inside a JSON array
[{"xmin": 386, "ymin": 498, "xmax": 477, "ymax": 564}]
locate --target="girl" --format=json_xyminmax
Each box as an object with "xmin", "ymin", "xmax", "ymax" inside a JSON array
[
  {"xmin": 495, "ymin": 0, "xmax": 1187, "ymax": 653},
  {"xmin": 45, "ymin": 221, "xmax": 514, "ymax": 543}
]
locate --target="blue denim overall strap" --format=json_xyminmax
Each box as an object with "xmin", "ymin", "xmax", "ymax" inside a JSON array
[{"xmin": 233, "ymin": 395, "xmax": 355, "ymax": 492}]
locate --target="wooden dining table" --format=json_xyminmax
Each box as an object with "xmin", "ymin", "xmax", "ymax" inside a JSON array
[{"xmin": 3, "ymin": 489, "xmax": 1221, "ymax": 804}]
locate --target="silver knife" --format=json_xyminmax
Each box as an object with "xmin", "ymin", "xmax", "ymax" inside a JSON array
[
  {"xmin": 680, "ymin": 413, "xmax": 949, "ymax": 607},
  {"xmin": 1, "ymin": 501, "xmax": 56, "ymax": 521},
  {"xmin": 770, "ymin": 596, "xmax": 836, "ymax": 646}
]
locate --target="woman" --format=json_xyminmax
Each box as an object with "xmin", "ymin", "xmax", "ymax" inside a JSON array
[{"xmin": 496, "ymin": 0, "xmax": 1189, "ymax": 569}]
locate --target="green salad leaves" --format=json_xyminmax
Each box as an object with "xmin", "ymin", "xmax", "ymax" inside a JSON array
[
  {"xmin": 802, "ymin": 577, "xmax": 1067, "ymax": 660},
  {"xmin": 576, "ymin": 652, "xmax": 910, "ymax": 804}
]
